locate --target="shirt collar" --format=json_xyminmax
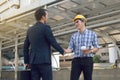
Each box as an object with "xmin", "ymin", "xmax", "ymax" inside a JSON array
[{"xmin": 78, "ymin": 29, "xmax": 88, "ymax": 34}]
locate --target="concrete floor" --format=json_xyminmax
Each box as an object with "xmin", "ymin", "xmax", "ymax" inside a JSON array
[{"xmin": 1, "ymin": 68, "xmax": 120, "ymax": 80}]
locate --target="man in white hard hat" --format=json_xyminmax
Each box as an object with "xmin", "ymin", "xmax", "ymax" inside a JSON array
[{"xmin": 65, "ymin": 14, "xmax": 99, "ymax": 80}]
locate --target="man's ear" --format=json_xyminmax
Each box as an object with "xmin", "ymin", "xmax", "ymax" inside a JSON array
[
  {"xmin": 41, "ymin": 16, "xmax": 44, "ymax": 19},
  {"xmin": 42, "ymin": 15, "xmax": 46, "ymax": 19}
]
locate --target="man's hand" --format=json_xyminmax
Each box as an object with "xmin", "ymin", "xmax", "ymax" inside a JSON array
[
  {"xmin": 64, "ymin": 48, "xmax": 72, "ymax": 53},
  {"xmin": 25, "ymin": 64, "xmax": 30, "ymax": 69},
  {"xmin": 62, "ymin": 48, "xmax": 72, "ymax": 55}
]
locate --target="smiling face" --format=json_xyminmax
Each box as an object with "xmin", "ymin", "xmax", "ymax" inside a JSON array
[{"xmin": 74, "ymin": 19, "xmax": 84, "ymax": 30}]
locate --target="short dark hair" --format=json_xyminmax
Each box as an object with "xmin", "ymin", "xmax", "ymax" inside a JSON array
[{"xmin": 34, "ymin": 8, "xmax": 47, "ymax": 21}]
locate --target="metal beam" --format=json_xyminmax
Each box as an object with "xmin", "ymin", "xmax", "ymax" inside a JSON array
[
  {"xmin": 69, "ymin": 0, "xmax": 99, "ymax": 11},
  {"xmin": 5, "ymin": 28, "xmax": 19, "ymax": 34},
  {"xmin": 87, "ymin": 9, "xmax": 120, "ymax": 21},
  {"xmin": 14, "ymin": 34, "xmax": 18, "ymax": 80},
  {"xmin": 0, "ymin": 0, "xmax": 68, "ymax": 30},
  {"xmin": 0, "ymin": 0, "xmax": 58, "ymax": 21},
  {"xmin": 84, "ymin": 2, "xmax": 120, "ymax": 16},
  {"xmin": 54, "ymin": 18, "xmax": 120, "ymax": 36},
  {"xmin": 1, "ymin": 42, "xmax": 23, "ymax": 50},
  {"xmin": 0, "ymin": 0, "xmax": 8, "ymax": 6},
  {"xmin": 88, "ymin": 19, "xmax": 120, "ymax": 28},
  {"xmin": 7, "ymin": 22, "xmax": 28, "ymax": 30},
  {"xmin": 103, "ymin": 27, "xmax": 120, "ymax": 33},
  {"xmin": 0, "ymin": 0, "xmax": 19, "ymax": 13},
  {"xmin": 0, "ymin": 32, "xmax": 13, "ymax": 40},
  {"xmin": 0, "ymin": 0, "xmax": 68, "ymax": 23},
  {"xmin": 48, "ymin": 7, "xmax": 72, "ymax": 20},
  {"xmin": 52, "ymin": 9, "xmax": 120, "ymax": 30}
]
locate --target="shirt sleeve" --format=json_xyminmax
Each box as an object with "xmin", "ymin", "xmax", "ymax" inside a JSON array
[
  {"xmin": 92, "ymin": 33, "xmax": 99, "ymax": 48},
  {"xmin": 68, "ymin": 35, "xmax": 74, "ymax": 51}
]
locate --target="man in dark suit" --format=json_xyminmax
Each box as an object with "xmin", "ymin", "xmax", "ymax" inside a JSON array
[{"xmin": 23, "ymin": 8, "xmax": 65, "ymax": 80}]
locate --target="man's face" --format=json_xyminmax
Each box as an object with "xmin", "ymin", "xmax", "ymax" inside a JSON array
[
  {"xmin": 44, "ymin": 11, "xmax": 48, "ymax": 24},
  {"xmin": 74, "ymin": 19, "xmax": 83, "ymax": 29}
]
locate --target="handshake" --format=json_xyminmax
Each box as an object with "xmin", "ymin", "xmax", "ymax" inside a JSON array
[{"xmin": 63, "ymin": 48, "xmax": 72, "ymax": 55}]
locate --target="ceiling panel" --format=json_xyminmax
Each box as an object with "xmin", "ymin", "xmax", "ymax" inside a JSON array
[{"xmin": 0, "ymin": 0, "xmax": 120, "ymax": 49}]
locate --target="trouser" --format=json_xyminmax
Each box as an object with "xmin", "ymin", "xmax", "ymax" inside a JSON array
[
  {"xmin": 30, "ymin": 64, "xmax": 52, "ymax": 80},
  {"xmin": 70, "ymin": 57, "xmax": 93, "ymax": 80}
]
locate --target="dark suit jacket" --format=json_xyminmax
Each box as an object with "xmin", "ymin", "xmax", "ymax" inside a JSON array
[{"xmin": 23, "ymin": 22, "xmax": 64, "ymax": 64}]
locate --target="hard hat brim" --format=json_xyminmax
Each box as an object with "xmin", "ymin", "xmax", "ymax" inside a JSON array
[{"xmin": 73, "ymin": 18, "xmax": 87, "ymax": 22}]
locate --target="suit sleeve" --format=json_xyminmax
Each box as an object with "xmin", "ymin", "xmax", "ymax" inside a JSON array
[
  {"xmin": 44, "ymin": 25, "xmax": 64, "ymax": 55},
  {"xmin": 23, "ymin": 33, "xmax": 30, "ymax": 64}
]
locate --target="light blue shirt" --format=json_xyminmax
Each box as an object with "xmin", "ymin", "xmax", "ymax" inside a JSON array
[{"xmin": 68, "ymin": 29, "xmax": 99, "ymax": 58}]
